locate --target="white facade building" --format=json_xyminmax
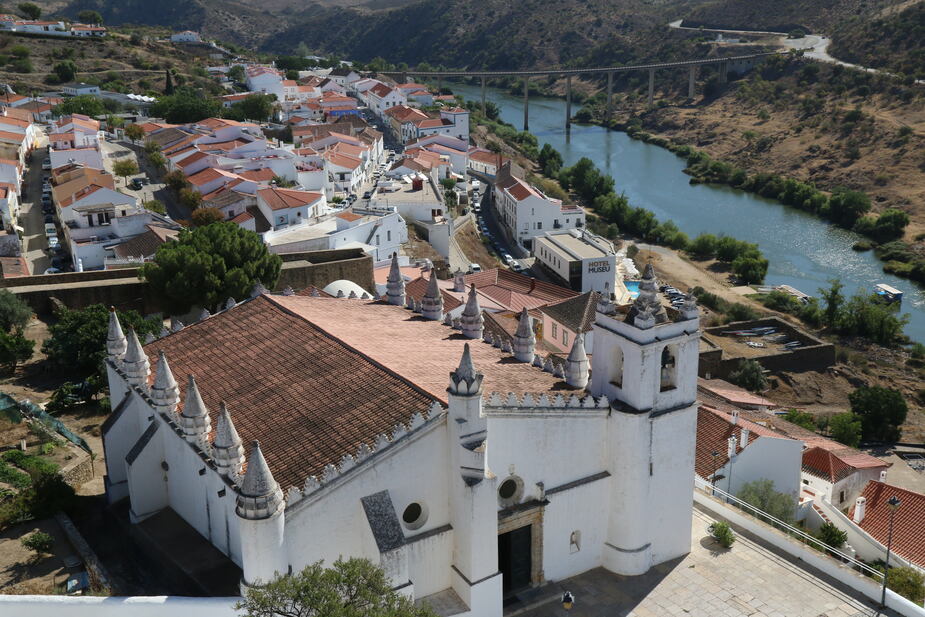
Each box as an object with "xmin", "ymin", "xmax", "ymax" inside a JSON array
[
  {"xmin": 534, "ymin": 229, "xmax": 624, "ymax": 296},
  {"xmin": 495, "ymin": 171, "xmax": 585, "ymax": 252},
  {"xmin": 263, "ymin": 208, "xmax": 407, "ymax": 261},
  {"xmin": 102, "ymin": 262, "xmax": 702, "ymax": 615}
]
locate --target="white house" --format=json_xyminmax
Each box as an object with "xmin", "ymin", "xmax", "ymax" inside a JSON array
[
  {"xmin": 49, "ymin": 145, "xmax": 104, "ymax": 171},
  {"xmin": 245, "ymin": 66, "xmax": 284, "ymax": 99},
  {"xmin": 533, "ymin": 229, "xmax": 629, "ymax": 299},
  {"xmin": 495, "ymin": 166, "xmax": 585, "ymax": 252},
  {"xmin": 102, "ymin": 258, "xmax": 702, "ymax": 615},
  {"xmin": 171, "ymin": 31, "xmax": 202, "ymax": 43},
  {"xmin": 61, "ymin": 83, "xmax": 101, "ymax": 97},
  {"xmin": 367, "ymin": 83, "xmax": 406, "ymax": 118},
  {"xmin": 800, "ymin": 445, "xmax": 889, "ymax": 509},
  {"xmin": 263, "ymin": 208, "xmax": 407, "ymax": 261},
  {"xmin": 256, "ymin": 187, "xmax": 326, "ymax": 230}
]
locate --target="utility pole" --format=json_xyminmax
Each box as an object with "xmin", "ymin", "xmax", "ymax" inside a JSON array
[{"xmin": 523, "ymin": 78, "xmax": 529, "ymax": 131}]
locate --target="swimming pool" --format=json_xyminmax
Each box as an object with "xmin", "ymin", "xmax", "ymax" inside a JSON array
[{"xmin": 625, "ymin": 280, "xmax": 640, "ymax": 299}]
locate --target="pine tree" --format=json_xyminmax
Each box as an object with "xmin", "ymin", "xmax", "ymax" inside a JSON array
[{"xmin": 165, "ymin": 69, "xmax": 174, "ymax": 95}]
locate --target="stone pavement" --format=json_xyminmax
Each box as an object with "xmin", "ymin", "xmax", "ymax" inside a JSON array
[{"xmin": 514, "ymin": 509, "xmax": 896, "ymax": 617}]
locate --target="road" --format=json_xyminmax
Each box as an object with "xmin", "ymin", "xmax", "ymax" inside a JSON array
[
  {"xmin": 668, "ymin": 19, "xmax": 924, "ymax": 84},
  {"xmin": 21, "ymin": 146, "xmax": 51, "ymax": 275}
]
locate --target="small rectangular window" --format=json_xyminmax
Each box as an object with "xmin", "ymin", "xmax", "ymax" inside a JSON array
[
  {"xmin": 839, "ymin": 490, "xmax": 846, "ymax": 503},
  {"xmin": 551, "ymin": 323, "xmax": 557, "ymax": 338},
  {"xmin": 563, "ymin": 331, "xmax": 569, "ymax": 346}
]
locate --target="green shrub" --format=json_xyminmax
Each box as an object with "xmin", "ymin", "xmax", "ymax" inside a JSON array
[
  {"xmin": 784, "ymin": 408, "xmax": 816, "ymax": 431},
  {"xmin": 2, "ymin": 450, "xmax": 59, "ymax": 476},
  {"xmin": 0, "ymin": 461, "xmax": 31, "ymax": 489},
  {"xmin": 21, "ymin": 530, "xmax": 54, "ymax": 554},
  {"xmin": 709, "ymin": 521, "xmax": 735, "ymax": 548},
  {"xmin": 816, "ymin": 522, "xmax": 847, "ymax": 550},
  {"xmin": 729, "ymin": 358, "xmax": 768, "ymax": 392}
]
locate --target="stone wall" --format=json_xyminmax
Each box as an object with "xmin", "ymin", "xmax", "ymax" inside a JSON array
[
  {"xmin": 59, "ymin": 447, "xmax": 94, "ymax": 488},
  {"xmin": 700, "ymin": 317, "xmax": 835, "ymax": 379},
  {"xmin": 4, "ymin": 249, "xmax": 375, "ymax": 315}
]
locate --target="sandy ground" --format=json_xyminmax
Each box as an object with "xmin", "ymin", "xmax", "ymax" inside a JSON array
[{"xmin": 0, "ymin": 517, "xmax": 79, "ymax": 595}]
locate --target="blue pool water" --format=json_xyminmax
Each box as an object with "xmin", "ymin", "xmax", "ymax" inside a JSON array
[{"xmin": 625, "ymin": 280, "xmax": 640, "ymax": 299}]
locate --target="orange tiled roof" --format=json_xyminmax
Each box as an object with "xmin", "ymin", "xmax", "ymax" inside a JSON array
[
  {"xmin": 257, "ymin": 187, "xmax": 322, "ymax": 211},
  {"xmin": 404, "ymin": 276, "xmax": 464, "ymax": 312},
  {"xmin": 802, "ymin": 446, "xmax": 859, "ymax": 483},
  {"xmin": 695, "ymin": 406, "xmax": 784, "ymax": 479},
  {"xmin": 850, "ymin": 481, "xmax": 925, "ymax": 568}
]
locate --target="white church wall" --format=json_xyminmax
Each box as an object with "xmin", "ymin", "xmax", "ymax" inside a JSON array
[
  {"xmin": 165, "ymin": 437, "xmax": 213, "ymax": 541},
  {"xmin": 285, "ymin": 422, "xmax": 452, "ymax": 598},
  {"xmin": 404, "ymin": 527, "xmax": 453, "ymax": 598},
  {"xmin": 715, "ymin": 436, "xmax": 803, "ymax": 503},
  {"xmin": 0, "ymin": 596, "xmax": 239, "ymax": 617},
  {"xmin": 647, "ymin": 406, "xmax": 697, "ymax": 566},
  {"xmin": 125, "ymin": 424, "xmax": 168, "ymax": 522},
  {"xmin": 102, "ymin": 391, "xmax": 147, "ymax": 502},
  {"xmin": 541, "ymin": 479, "xmax": 609, "ymax": 582}
]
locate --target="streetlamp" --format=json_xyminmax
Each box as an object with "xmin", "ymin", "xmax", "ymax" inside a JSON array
[
  {"xmin": 726, "ymin": 435, "xmax": 738, "ymax": 499},
  {"xmin": 710, "ymin": 450, "xmax": 720, "ymax": 495},
  {"xmin": 561, "ymin": 591, "xmax": 574, "ymax": 611},
  {"xmin": 880, "ymin": 495, "xmax": 901, "ymax": 608}
]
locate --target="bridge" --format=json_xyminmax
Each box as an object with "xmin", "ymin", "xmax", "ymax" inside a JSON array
[{"xmin": 385, "ymin": 51, "xmax": 782, "ymax": 131}]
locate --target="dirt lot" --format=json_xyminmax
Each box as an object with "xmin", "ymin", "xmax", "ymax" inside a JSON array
[
  {"xmin": 454, "ymin": 218, "xmax": 502, "ymax": 270},
  {"xmin": 0, "ymin": 517, "xmax": 79, "ymax": 595}
]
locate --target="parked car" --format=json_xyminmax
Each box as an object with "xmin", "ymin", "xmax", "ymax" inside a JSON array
[
  {"xmin": 129, "ymin": 179, "xmax": 143, "ymax": 190},
  {"xmin": 43, "ymin": 267, "xmax": 61, "ymax": 275},
  {"xmin": 469, "ymin": 263, "xmax": 482, "ymax": 273},
  {"xmin": 47, "ymin": 236, "xmax": 60, "ymax": 250},
  {"xmin": 43, "ymin": 214, "xmax": 54, "ymax": 224},
  {"xmin": 42, "ymin": 204, "xmax": 53, "ymax": 215},
  {"xmin": 362, "ymin": 191, "xmax": 372, "ymax": 199},
  {"xmin": 41, "ymin": 159, "xmax": 51, "ymax": 171},
  {"xmin": 44, "ymin": 223, "xmax": 56, "ymax": 238},
  {"xmin": 502, "ymin": 253, "xmax": 514, "ymax": 266},
  {"xmin": 42, "ymin": 183, "xmax": 51, "ymax": 193}
]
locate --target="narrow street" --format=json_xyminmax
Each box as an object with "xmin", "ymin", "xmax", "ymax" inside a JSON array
[
  {"xmin": 101, "ymin": 140, "xmax": 186, "ymax": 222},
  {"xmin": 21, "ymin": 146, "xmax": 50, "ymax": 276}
]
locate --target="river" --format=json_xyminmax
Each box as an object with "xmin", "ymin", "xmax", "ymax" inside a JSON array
[{"xmin": 450, "ymin": 82, "xmax": 925, "ymax": 341}]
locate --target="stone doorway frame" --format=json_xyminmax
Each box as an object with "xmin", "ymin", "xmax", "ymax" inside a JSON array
[{"xmin": 497, "ymin": 503, "xmax": 545, "ymax": 590}]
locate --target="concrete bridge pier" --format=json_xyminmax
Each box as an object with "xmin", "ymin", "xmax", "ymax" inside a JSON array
[
  {"xmin": 401, "ymin": 72, "xmax": 408, "ymax": 84},
  {"xmin": 718, "ymin": 61, "xmax": 728, "ymax": 84},
  {"xmin": 480, "ymin": 76, "xmax": 486, "ymax": 116},
  {"xmin": 647, "ymin": 68, "xmax": 655, "ymax": 106},
  {"xmin": 606, "ymin": 71, "xmax": 613, "ymax": 122},
  {"xmin": 438, "ymin": 76, "xmax": 443, "ymax": 94},
  {"xmin": 565, "ymin": 75, "xmax": 572, "ymax": 132},
  {"xmin": 688, "ymin": 66, "xmax": 697, "ymax": 99},
  {"xmin": 523, "ymin": 78, "xmax": 529, "ymax": 131}
]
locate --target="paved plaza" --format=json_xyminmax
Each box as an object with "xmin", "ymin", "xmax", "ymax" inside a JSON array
[{"xmin": 513, "ymin": 508, "xmax": 896, "ymax": 617}]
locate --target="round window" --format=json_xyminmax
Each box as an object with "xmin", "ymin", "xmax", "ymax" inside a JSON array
[
  {"xmin": 499, "ymin": 479, "xmax": 518, "ymax": 500},
  {"xmin": 402, "ymin": 501, "xmax": 427, "ymax": 530}
]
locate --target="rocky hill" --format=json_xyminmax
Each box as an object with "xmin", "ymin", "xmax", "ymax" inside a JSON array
[{"xmin": 829, "ymin": 2, "xmax": 925, "ymax": 79}]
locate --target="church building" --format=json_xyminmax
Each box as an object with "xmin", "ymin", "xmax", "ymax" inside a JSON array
[{"xmin": 101, "ymin": 260, "xmax": 701, "ymax": 616}]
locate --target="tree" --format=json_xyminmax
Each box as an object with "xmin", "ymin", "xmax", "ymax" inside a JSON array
[
  {"xmin": 226, "ymin": 93, "xmax": 275, "ymax": 122},
  {"xmin": 42, "ymin": 305, "xmax": 161, "ymax": 381},
  {"xmin": 140, "ymin": 223, "xmax": 282, "ymax": 315},
  {"xmin": 687, "ymin": 233, "xmax": 718, "ymax": 259},
  {"xmin": 53, "ymin": 95, "xmax": 106, "ymax": 117},
  {"xmin": 815, "ymin": 522, "xmax": 847, "ymax": 551},
  {"xmin": 737, "ymin": 479, "xmax": 796, "ymax": 523},
  {"xmin": 21, "ymin": 531, "xmax": 54, "ymax": 555},
  {"xmin": 150, "ymin": 88, "xmax": 221, "ymax": 124},
  {"xmin": 77, "ymin": 9, "xmax": 103, "ymax": 24},
  {"xmin": 164, "ymin": 69, "xmax": 174, "ymax": 95},
  {"xmin": 179, "ymin": 188, "xmax": 203, "ymax": 210},
  {"xmin": 227, "ymin": 65, "xmax": 245, "ymax": 83},
  {"xmin": 17, "ymin": 2, "xmax": 40, "ymax": 19},
  {"xmin": 783, "ymin": 408, "xmax": 817, "ymax": 431},
  {"xmin": 124, "ymin": 123, "xmax": 145, "ymax": 143},
  {"xmin": 728, "ymin": 359, "xmax": 768, "ymax": 392},
  {"xmin": 827, "ymin": 188, "xmax": 870, "ymax": 228},
  {"xmin": 148, "ymin": 151, "xmax": 167, "ymax": 172},
  {"xmin": 236, "ymin": 557, "xmax": 437, "ymax": 617},
  {"xmin": 143, "ymin": 199, "xmax": 166, "ymax": 215},
  {"xmin": 112, "ymin": 160, "xmax": 139, "ymax": 185},
  {"xmin": 0, "ymin": 289, "xmax": 31, "ymax": 332},
  {"xmin": 819, "ymin": 278, "xmax": 844, "ymax": 326},
  {"xmin": 53, "ymin": 60, "xmax": 77, "ymax": 83},
  {"xmin": 0, "ymin": 330, "xmax": 33, "ymax": 372},
  {"xmin": 731, "ymin": 254, "xmax": 768, "ymax": 284},
  {"xmin": 164, "ymin": 170, "xmax": 189, "ymax": 193},
  {"xmin": 190, "ymin": 207, "xmax": 223, "ymax": 227},
  {"xmin": 885, "ymin": 566, "xmax": 925, "ymax": 605},
  {"xmin": 828, "ymin": 412, "xmax": 862, "ymax": 447},
  {"xmin": 848, "ymin": 386, "xmax": 908, "ymax": 442}
]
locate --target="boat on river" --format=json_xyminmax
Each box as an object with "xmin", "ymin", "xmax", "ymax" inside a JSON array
[{"xmin": 874, "ymin": 283, "xmax": 903, "ymax": 304}]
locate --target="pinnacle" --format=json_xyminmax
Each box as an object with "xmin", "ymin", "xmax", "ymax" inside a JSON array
[
  {"xmin": 153, "ymin": 351, "xmax": 177, "ymax": 390},
  {"xmin": 182, "ymin": 374, "xmax": 208, "ymax": 419},
  {"xmin": 241, "ymin": 440, "xmax": 278, "ymax": 498}
]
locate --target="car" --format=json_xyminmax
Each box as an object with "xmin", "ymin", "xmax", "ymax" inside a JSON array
[
  {"xmin": 502, "ymin": 253, "xmax": 514, "ymax": 265},
  {"xmin": 469, "ymin": 263, "xmax": 482, "ymax": 273},
  {"xmin": 511, "ymin": 263, "xmax": 525, "ymax": 273},
  {"xmin": 47, "ymin": 237, "xmax": 60, "ymax": 250},
  {"xmin": 42, "ymin": 183, "xmax": 51, "ymax": 193},
  {"xmin": 139, "ymin": 177, "xmax": 150, "ymax": 185},
  {"xmin": 44, "ymin": 223, "xmax": 56, "ymax": 238},
  {"xmin": 43, "ymin": 267, "xmax": 61, "ymax": 275},
  {"xmin": 129, "ymin": 179, "xmax": 143, "ymax": 190},
  {"xmin": 41, "ymin": 159, "xmax": 51, "ymax": 171},
  {"xmin": 362, "ymin": 191, "xmax": 372, "ymax": 199},
  {"xmin": 43, "ymin": 214, "xmax": 54, "ymax": 224},
  {"xmin": 42, "ymin": 204, "xmax": 53, "ymax": 215}
]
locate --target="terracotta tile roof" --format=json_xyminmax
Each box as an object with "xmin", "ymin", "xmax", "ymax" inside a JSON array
[
  {"xmin": 144, "ymin": 295, "xmax": 570, "ymax": 491},
  {"xmin": 112, "ymin": 225, "xmax": 179, "ymax": 259},
  {"xmin": 57, "ymin": 184, "xmax": 106, "ymax": 208},
  {"xmin": 230, "ymin": 210, "xmax": 253, "ymax": 224},
  {"xmin": 755, "ymin": 414, "xmax": 887, "ymax": 471},
  {"xmin": 294, "ymin": 285, "xmax": 334, "ymax": 297},
  {"xmin": 695, "ymin": 406, "xmax": 784, "ymax": 479},
  {"xmin": 463, "ymin": 268, "xmax": 577, "ymax": 311},
  {"xmin": 370, "ymin": 83, "xmax": 394, "ymax": 98},
  {"xmin": 324, "ymin": 151, "xmax": 361, "ymax": 171},
  {"xmin": 697, "ymin": 378, "xmax": 776, "ymax": 408},
  {"xmin": 187, "ymin": 167, "xmax": 239, "ymax": 187},
  {"xmin": 802, "ymin": 447, "xmax": 858, "ymax": 483},
  {"xmin": 850, "ymin": 481, "xmax": 925, "ymax": 568},
  {"xmin": 0, "ymin": 255, "xmax": 28, "ymax": 277},
  {"xmin": 404, "ymin": 275, "xmax": 464, "ymax": 312},
  {"xmin": 237, "ymin": 168, "xmax": 276, "ymax": 182},
  {"xmin": 335, "ymin": 211, "xmax": 362, "ymax": 222},
  {"xmin": 257, "ymin": 187, "xmax": 322, "ymax": 211},
  {"xmin": 175, "ymin": 150, "xmax": 210, "ymax": 170},
  {"xmin": 539, "ymin": 292, "xmax": 599, "ymax": 334},
  {"xmin": 469, "ymin": 149, "xmax": 504, "ymax": 165}
]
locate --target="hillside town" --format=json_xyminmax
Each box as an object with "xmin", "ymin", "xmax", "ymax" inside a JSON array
[{"xmin": 0, "ymin": 10, "xmax": 922, "ymax": 617}]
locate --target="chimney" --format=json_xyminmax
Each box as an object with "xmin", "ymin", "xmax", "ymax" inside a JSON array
[
  {"xmin": 879, "ymin": 470, "xmax": 887, "ymax": 482},
  {"xmin": 853, "ymin": 496, "xmax": 866, "ymax": 523},
  {"xmin": 731, "ymin": 410, "xmax": 739, "ymax": 425},
  {"xmin": 727, "ymin": 435, "xmax": 737, "ymax": 459},
  {"xmin": 740, "ymin": 428, "xmax": 750, "ymax": 448}
]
